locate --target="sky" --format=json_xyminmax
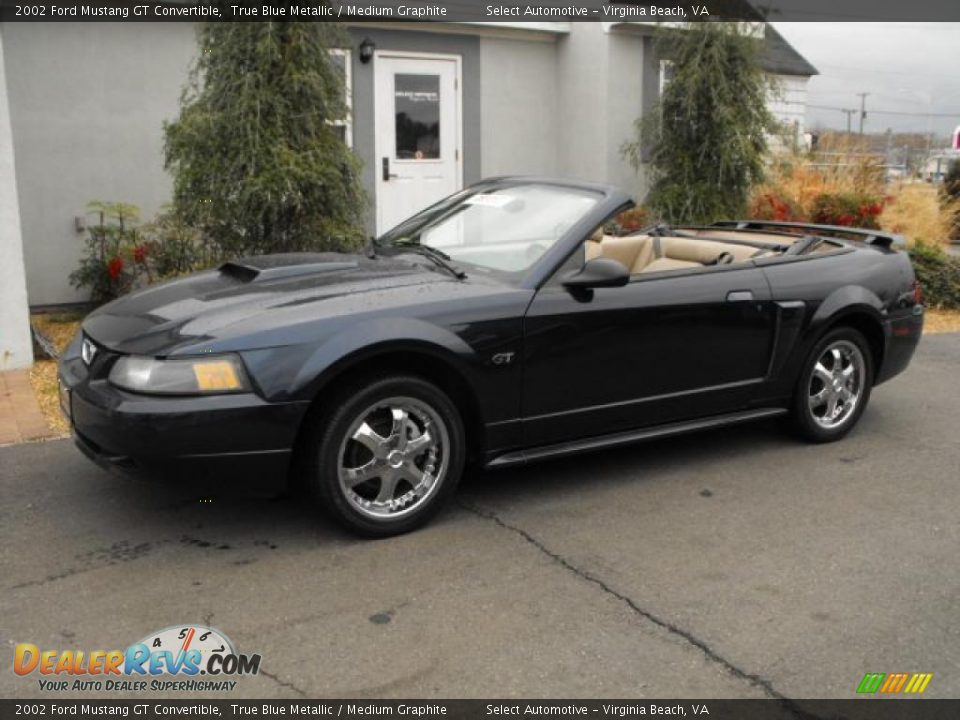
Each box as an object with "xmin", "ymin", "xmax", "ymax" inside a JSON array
[{"xmin": 773, "ymin": 22, "xmax": 960, "ymax": 140}]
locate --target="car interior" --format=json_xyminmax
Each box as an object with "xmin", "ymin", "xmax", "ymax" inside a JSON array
[{"xmin": 583, "ymin": 227, "xmax": 808, "ymax": 274}]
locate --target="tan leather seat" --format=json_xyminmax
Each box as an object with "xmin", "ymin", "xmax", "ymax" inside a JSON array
[
  {"xmin": 584, "ymin": 231, "xmax": 655, "ymax": 272},
  {"xmin": 601, "ymin": 235, "xmax": 656, "ymax": 272},
  {"xmin": 642, "ymin": 257, "xmax": 701, "ymax": 273},
  {"xmin": 584, "ymin": 230, "xmax": 770, "ymax": 275},
  {"xmin": 657, "ymin": 237, "xmax": 757, "ymax": 264},
  {"xmin": 585, "ymin": 227, "xmax": 604, "ymax": 261}
]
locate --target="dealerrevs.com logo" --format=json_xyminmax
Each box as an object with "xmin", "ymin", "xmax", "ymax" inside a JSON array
[{"xmin": 14, "ymin": 625, "xmax": 261, "ymax": 692}]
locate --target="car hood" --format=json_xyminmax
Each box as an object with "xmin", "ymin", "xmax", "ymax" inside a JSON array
[{"xmin": 82, "ymin": 252, "xmax": 476, "ymax": 356}]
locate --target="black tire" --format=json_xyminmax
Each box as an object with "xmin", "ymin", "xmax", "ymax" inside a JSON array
[
  {"xmin": 299, "ymin": 375, "xmax": 465, "ymax": 537},
  {"xmin": 791, "ymin": 326, "xmax": 874, "ymax": 443}
]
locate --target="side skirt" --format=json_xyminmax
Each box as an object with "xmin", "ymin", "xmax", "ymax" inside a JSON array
[{"xmin": 485, "ymin": 407, "xmax": 788, "ymax": 469}]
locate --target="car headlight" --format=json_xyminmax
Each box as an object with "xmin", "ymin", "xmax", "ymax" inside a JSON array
[{"xmin": 108, "ymin": 354, "xmax": 251, "ymax": 395}]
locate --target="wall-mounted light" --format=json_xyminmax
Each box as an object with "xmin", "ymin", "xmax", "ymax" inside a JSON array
[{"xmin": 359, "ymin": 37, "xmax": 375, "ymax": 64}]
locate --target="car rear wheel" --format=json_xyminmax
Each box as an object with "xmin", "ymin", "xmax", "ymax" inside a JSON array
[
  {"xmin": 303, "ymin": 375, "xmax": 465, "ymax": 536},
  {"xmin": 792, "ymin": 327, "xmax": 874, "ymax": 443}
]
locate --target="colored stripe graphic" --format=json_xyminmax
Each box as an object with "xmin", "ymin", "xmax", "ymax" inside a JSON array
[
  {"xmin": 904, "ymin": 673, "xmax": 933, "ymax": 694},
  {"xmin": 857, "ymin": 672, "xmax": 932, "ymax": 694},
  {"xmin": 857, "ymin": 673, "xmax": 885, "ymax": 693},
  {"xmin": 880, "ymin": 673, "xmax": 909, "ymax": 693}
]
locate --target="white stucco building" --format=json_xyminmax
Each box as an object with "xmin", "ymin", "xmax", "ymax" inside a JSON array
[
  {"xmin": 0, "ymin": 21, "xmax": 816, "ymax": 314},
  {"xmin": 0, "ymin": 28, "xmax": 33, "ymax": 369}
]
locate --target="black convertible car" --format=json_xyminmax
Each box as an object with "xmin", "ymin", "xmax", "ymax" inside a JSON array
[{"xmin": 59, "ymin": 177, "xmax": 923, "ymax": 535}]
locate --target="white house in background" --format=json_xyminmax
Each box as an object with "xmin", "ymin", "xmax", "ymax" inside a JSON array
[
  {"xmin": 760, "ymin": 25, "xmax": 818, "ymax": 149},
  {"xmin": 0, "ymin": 21, "xmax": 816, "ymax": 310}
]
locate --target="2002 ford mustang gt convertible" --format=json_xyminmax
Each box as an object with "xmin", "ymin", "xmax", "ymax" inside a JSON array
[{"xmin": 59, "ymin": 177, "xmax": 923, "ymax": 536}]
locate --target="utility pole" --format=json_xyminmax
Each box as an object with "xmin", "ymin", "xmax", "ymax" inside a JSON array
[
  {"xmin": 841, "ymin": 109, "xmax": 856, "ymax": 135},
  {"xmin": 857, "ymin": 92, "xmax": 869, "ymax": 135}
]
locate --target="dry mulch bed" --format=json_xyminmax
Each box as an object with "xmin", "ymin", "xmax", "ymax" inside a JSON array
[{"xmin": 29, "ymin": 313, "xmax": 83, "ymax": 437}]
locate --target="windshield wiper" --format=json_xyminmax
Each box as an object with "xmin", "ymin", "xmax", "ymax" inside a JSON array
[{"xmin": 392, "ymin": 240, "xmax": 467, "ymax": 280}]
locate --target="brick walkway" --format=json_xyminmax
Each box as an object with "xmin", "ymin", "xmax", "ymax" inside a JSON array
[{"xmin": 0, "ymin": 369, "xmax": 53, "ymax": 445}]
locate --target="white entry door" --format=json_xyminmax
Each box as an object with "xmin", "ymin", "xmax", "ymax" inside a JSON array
[{"xmin": 374, "ymin": 52, "xmax": 462, "ymax": 235}]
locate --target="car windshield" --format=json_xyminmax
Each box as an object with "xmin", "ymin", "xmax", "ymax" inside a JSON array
[{"xmin": 377, "ymin": 183, "xmax": 602, "ymax": 275}]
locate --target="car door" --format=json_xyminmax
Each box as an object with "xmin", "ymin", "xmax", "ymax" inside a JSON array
[{"xmin": 521, "ymin": 260, "xmax": 777, "ymax": 448}]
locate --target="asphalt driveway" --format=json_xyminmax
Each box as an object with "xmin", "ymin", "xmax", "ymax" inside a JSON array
[{"xmin": 2, "ymin": 334, "xmax": 958, "ymax": 700}]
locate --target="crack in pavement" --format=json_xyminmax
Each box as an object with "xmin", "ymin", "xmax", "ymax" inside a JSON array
[
  {"xmin": 259, "ymin": 669, "xmax": 308, "ymax": 697},
  {"xmin": 459, "ymin": 501, "xmax": 825, "ymax": 720}
]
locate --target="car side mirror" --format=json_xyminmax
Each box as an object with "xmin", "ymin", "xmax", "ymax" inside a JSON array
[{"xmin": 562, "ymin": 257, "xmax": 630, "ymax": 290}]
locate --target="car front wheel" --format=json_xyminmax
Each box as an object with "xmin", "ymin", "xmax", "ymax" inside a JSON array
[
  {"xmin": 304, "ymin": 375, "xmax": 465, "ymax": 536},
  {"xmin": 792, "ymin": 327, "xmax": 874, "ymax": 443}
]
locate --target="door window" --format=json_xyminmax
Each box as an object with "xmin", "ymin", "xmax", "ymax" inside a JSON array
[{"xmin": 394, "ymin": 74, "xmax": 440, "ymax": 160}]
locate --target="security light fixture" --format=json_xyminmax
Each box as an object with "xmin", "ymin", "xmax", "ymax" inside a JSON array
[{"xmin": 359, "ymin": 37, "xmax": 375, "ymax": 64}]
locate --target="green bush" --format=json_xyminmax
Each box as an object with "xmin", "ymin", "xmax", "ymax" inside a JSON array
[
  {"xmin": 943, "ymin": 161, "xmax": 960, "ymax": 242},
  {"xmin": 943, "ymin": 160, "xmax": 960, "ymax": 203},
  {"xmin": 909, "ymin": 242, "xmax": 960, "ymax": 309},
  {"xmin": 140, "ymin": 207, "xmax": 218, "ymax": 279}
]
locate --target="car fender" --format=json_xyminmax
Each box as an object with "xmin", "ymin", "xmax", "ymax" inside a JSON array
[
  {"xmin": 809, "ymin": 285, "xmax": 885, "ymax": 333},
  {"xmin": 287, "ymin": 317, "xmax": 477, "ymax": 400},
  {"xmin": 772, "ymin": 285, "xmax": 886, "ymax": 387}
]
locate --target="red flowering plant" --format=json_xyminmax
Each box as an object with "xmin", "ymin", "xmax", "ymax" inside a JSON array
[
  {"xmin": 69, "ymin": 202, "xmax": 146, "ymax": 303},
  {"xmin": 810, "ymin": 193, "xmax": 887, "ymax": 230},
  {"xmin": 749, "ymin": 192, "xmax": 801, "ymax": 223},
  {"xmin": 107, "ymin": 256, "xmax": 125, "ymax": 280},
  {"xmin": 605, "ymin": 206, "xmax": 653, "ymax": 236}
]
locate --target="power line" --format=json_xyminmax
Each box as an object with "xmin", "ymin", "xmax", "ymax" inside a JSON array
[
  {"xmin": 806, "ymin": 103, "xmax": 960, "ymax": 118},
  {"xmin": 813, "ymin": 63, "xmax": 960, "ymax": 80}
]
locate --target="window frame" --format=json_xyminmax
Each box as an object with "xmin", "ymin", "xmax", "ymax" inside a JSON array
[
  {"xmin": 658, "ymin": 59, "xmax": 676, "ymax": 97},
  {"xmin": 329, "ymin": 48, "xmax": 353, "ymax": 148}
]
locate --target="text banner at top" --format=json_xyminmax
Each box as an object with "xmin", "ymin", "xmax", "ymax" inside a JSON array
[{"xmin": 3, "ymin": 0, "xmax": 960, "ymax": 22}]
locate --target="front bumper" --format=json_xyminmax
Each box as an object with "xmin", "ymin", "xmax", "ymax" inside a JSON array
[{"xmin": 60, "ymin": 352, "xmax": 310, "ymax": 486}]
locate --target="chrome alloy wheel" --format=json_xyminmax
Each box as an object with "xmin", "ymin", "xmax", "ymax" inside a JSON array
[
  {"xmin": 336, "ymin": 396, "xmax": 450, "ymax": 520},
  {"xmin": 808, "ymin": 340, "xmax": 865, "ymax": 430}
]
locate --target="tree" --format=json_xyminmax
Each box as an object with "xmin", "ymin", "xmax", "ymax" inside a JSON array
[
  {"xmin": 623, "ymin": 23, "xmax": 779, "ymax": 224},
  {"xmin": 164, "ymin": 21, "xmax": 366, "ymax": 258}
]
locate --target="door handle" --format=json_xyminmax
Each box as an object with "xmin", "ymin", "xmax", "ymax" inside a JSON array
[
  {"xmin": 726, "ymin": 290, "xmax": 754, "ymax": 302},
  {"xmin": 382, "ymin": 157, "xmax": 398, "ymax": 181}
]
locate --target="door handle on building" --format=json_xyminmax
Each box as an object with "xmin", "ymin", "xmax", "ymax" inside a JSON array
[{"xmin": 382, "ymin": 157, "xmax": 398, "ymax": 181}]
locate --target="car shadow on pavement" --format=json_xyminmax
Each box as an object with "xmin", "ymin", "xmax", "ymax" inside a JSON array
[
  {"xmin": 0, "ymin": 415, "xmax": 859, "ymax": 596},
  {"xmin": 74, "ymin": 418, "xmax": 793, "ymax": 544},
  {"xmin": 458, "ymin": 419, "xmax": 792, "ymax": 504}
]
